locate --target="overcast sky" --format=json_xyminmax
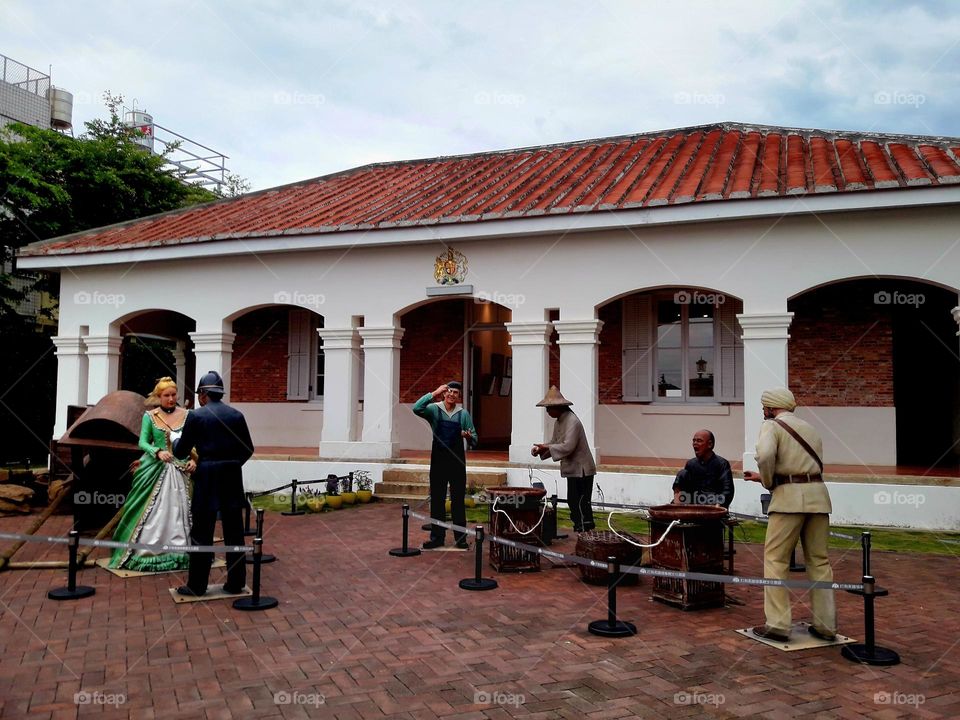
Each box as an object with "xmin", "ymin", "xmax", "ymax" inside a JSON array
[{"xmin": 2, "ymin": 1, "xmax": 958, "ymax": 191}]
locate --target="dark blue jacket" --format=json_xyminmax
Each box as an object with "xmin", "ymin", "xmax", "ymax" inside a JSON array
[{"xmin": 174, "ymin": 399, "xmax": 254, "ymax": 511}]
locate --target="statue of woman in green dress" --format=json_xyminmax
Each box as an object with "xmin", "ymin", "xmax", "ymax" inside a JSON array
[{"xmin": 108, "ymin": 377, "xmax": 195, "ymax": 571}]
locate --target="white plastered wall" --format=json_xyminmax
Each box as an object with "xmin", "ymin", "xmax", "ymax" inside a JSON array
[{"xmin": 50, "ymin": 203, "xmax": 959, "ymax": 465}]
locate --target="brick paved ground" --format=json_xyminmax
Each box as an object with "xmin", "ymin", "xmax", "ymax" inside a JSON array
[{"xmin": 1, "ymin": 503, "xmax": 958, "ymax": 719}]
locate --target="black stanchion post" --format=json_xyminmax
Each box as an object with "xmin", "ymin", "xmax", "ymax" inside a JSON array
[
  {"xmin": 459, "ymin": 526, "xmax": 498, "ymax": 591},
  {"xmin": 234, "ymin": 536, "xmax": 279, "ymax": 611},
  {"xmin": 550, "ymin": 494, "xmax": 568, "ymax": 540},
  {"xmin": 243, "ymin": 492, "xmax": 256, "ymax": 536},
  {"xmin": 247, "ymin": 508, "xmax": 276, "ymax": 564},
  {"xmin": 282, "ymin": 479, "xmax": 305, "ymax": 516},
  {"xmin": 48, "ymin": 530, "xmax": 95, "ymax": 601},
  {"xmin": 841, "ymin": 532, "xmax": 899, "ymax": 665},
  {"xmin": 389, "ymin": 504, "xmax": 422, "ymax": 557},
  {"xmin": 789, "ymin": 545, "xmax": 806, "ymax": 572},
  {"xmin": 588, "ymin": 556, "xmax": 636, "ymax": 637}
]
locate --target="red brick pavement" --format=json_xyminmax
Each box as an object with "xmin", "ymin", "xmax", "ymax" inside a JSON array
[{"xmin": 1, "ymin": 504, "xmax": 958, "ymax": 719}]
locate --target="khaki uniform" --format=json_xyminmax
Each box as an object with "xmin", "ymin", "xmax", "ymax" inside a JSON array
[{"xmin": 756, "ymin": 412, "xmax": 836, "ymax": 635}]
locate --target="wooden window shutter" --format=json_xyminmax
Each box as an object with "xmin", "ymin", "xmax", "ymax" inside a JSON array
[
  {"xmin": 715, "ymin": 298, "xmax": 744, "ymax": 402},
  {"xmin": 286, "ymin": 308, "xmax": 311, "ymax": 400},
  {"xmin": 622, "ymin": 294, "xmax": 653, "ymax": 401}
]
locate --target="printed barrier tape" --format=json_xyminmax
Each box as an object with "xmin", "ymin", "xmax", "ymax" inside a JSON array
[
  {"xmin": 408, "ymin": 511, "xmax": 864, "ymax": 592},
  {"xmin": 583, "ymin": 501, "xmax": 859, "ymax": 542},
  {"xmin": 250, "ymin": 482, "xmax": 294, "ymax": 498},
  {"xmin": 0, "ymin": 531, "xmax": 253, "ymax": 555}
]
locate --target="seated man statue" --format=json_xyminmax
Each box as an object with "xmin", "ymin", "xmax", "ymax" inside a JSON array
[{"xmin": 672, "ymin": 429, "xmax": 734, "ymax": 508}]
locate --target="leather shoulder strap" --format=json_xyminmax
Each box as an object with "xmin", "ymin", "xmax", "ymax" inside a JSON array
[{"xmin": 772, "ymin": 418, "xmax": 824, "ymax": 471}]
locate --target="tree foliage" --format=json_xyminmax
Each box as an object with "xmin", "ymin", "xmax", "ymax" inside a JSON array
[
  {"xmin": 0, "ymin": 93, "xmax": 240, "ymax": 463},
  {"xmin": 0, "ymin": 92, "xmax": 219, "ymax": 255}
]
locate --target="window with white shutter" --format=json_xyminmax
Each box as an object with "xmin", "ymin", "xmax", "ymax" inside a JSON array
[
  {"xmin": 286, "ymin": 309, "xmax": 311, "ymax": 400},
  {"xmin": 715, "ymin": 298, "xmax": 744, "ymax": 402},
  {"xmin": 622, "ymin": 294, "xmax": 653, "ymax": 401}
]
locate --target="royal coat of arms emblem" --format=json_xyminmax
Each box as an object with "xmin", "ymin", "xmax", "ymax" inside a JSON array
[{"xmin": 433, "ymin": 247, "xmax": 468, "ymax": 285}]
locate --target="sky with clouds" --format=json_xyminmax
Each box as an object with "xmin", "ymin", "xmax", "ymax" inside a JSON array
[{"xmin": 2, "ymin": 0, "xmax": 958, "ymax": 191}]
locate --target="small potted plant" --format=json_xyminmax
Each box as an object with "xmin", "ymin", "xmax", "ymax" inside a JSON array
[
  {"xmin": 324, "ymin": 474, "xmax": 343, "ymax": 510},
  {"xmin": 304, "ymin": 487, "xmax": 325, "ymax": 513},
  {"xmin": 465, "ymin": 482, "xmax": 480, "ymax": 509},
  {"xmin": 339, "ymin": 473, "xmax": 357, "ymax": 505},
  {"xmin": 354, "ymin": 470, "xmax": 373, "ymax": 503}
]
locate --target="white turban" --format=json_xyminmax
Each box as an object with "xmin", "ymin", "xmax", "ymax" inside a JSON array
[{"xmin": 761, "ymin": 387, "xmax": 797, "ymax": 411}]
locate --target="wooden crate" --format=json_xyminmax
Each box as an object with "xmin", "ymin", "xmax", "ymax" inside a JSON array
[
  {"xmin": 488, "ymin": 486, "xmax": 546, "ymax": 573},
  {"xmin": 650, "ymin": 511, "xmax": 725, "ymax": 610}
]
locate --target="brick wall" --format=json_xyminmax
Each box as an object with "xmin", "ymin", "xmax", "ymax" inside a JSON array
[
  {"xmin": 399, "ymin": 301, "xmax": 466, "ymax": 403},
  {"xmin": 598, "ymin": 301, "xmax": 623, "ymax": 403},
  {"xmin": 788, "ymin": 284, "xmax": 894, "ymax": 407},
  {"xmin": 231, "ymin": 307, "xmax": 291, "ymax": 402}
]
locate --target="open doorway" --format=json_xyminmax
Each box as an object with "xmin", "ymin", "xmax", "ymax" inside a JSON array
[
  {"xmin": 893, "ymin": 283, "xmax": 960, "ymax": 468},
  {"xmin": 467, "ymin": 303, "xmax": 512, "ymax": 450}
]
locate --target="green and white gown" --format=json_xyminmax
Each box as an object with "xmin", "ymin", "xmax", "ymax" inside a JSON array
[{"xmin": 108, "ymin": 410, "xmax": 192, "ymax": 571}]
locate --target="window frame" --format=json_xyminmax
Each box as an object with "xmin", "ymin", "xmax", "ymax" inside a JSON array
[{"xmin": 621, "ymin": 291, "xmax": 743, "ymax": 404}]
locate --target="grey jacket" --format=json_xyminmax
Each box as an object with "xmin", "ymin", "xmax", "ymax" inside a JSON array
[{"xmin": 538, "ymin": 409, "xmax": 597, "ymax": 478}]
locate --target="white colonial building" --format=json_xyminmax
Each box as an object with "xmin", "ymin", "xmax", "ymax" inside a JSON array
[{"xmin": 19, "ymin": 122, "xmax": 960, "ymax": 529}]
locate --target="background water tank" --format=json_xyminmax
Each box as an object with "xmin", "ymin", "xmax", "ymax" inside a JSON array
[
  {"xmin": 47, "ymin": 87, "xmax": 73, "ymax": 129},
  {"xmin": 123, "ymin": 110, "xmax": 155, "ymax": 152}
]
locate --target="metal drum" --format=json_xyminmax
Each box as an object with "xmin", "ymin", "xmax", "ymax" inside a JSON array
[
  {"xmin": 648, "ymin": 504, "xmax": 727, "ymax": 610},
  {"xmin": 487, "ymin": 486, "xmax": 546, "ymax": 572},
  {"xmin": 54, "ymin": 391, "xmax": 146, "ymax": 531}
]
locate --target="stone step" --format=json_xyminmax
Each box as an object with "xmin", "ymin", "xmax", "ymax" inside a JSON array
[
  {"xmin": 377, "ymin": 482, "xmax": 430, "ymax": 497},
  {"xmin": 376, "ymin": 468, "xmax": 507, "ymax": 500},
  {"xmin": 380, "ymin": 468, "xmax": 506, "ymax": 488}
]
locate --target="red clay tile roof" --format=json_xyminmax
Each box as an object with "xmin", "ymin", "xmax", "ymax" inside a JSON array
[{"xmin": 21, "ymin": 121, "xmax": 960, "ymax": 256}]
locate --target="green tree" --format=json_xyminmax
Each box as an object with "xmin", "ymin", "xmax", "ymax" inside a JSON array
[{"xmin": 0, "ymin": 93, "xmax": 229, "ymax": 464}]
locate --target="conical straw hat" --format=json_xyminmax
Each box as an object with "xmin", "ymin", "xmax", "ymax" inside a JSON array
[{"xmin": 536, "ymin": 386, "xmax": 573, "ymax": 407}]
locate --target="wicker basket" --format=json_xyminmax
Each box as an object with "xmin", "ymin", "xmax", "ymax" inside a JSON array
[{"xmin": 574, "ymin": 530, "xmax": 643, "ymax": 585}]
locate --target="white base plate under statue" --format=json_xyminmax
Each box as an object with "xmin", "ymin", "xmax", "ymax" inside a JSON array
[
  {"xmin": 421, "ymin": 545, "xmax": 470, "ymax": 552},
  {"xmin": 736, "ymin": 621, "xmax": 855, "ymax": 651},
  {"xmin": 168, "ymin": 584, "xmax": 252, "ymax": 603},
  {"xmin": 96, "ymin": 556, "xmax": 225, "ymax": 578}
]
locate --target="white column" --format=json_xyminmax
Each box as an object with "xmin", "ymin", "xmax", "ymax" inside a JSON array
[
  {"xmin": 318, "ymin": 327, "xmax": 361, "ymax": 458},
  {"xmin": 506, "ymin": 321, "xmax": 552, "ymax": 463},
  {"xmin": 738, "ymin": 312, "xmax": 794, "ymax": 471},
  {"xmin": 357, "ymin": 326, "xmax": 404, "ymax": 459},
  {"xmin": 51, "ymin": 336, "xmax": 87, "ymax": 436},
  {"xmin": 173, "ymin": 340, "xmax": 188, "ymax": 404},
  {"xmin": 189, "ymin": 331, "xmax": 236, "ymax": 402},
  {"xmin": 84, "ymin": 335, "xmax": 122, "ymax": 405},
  {"xmin": 554, "ymin": 319, "xmax": 603, "ymax": 463}
]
